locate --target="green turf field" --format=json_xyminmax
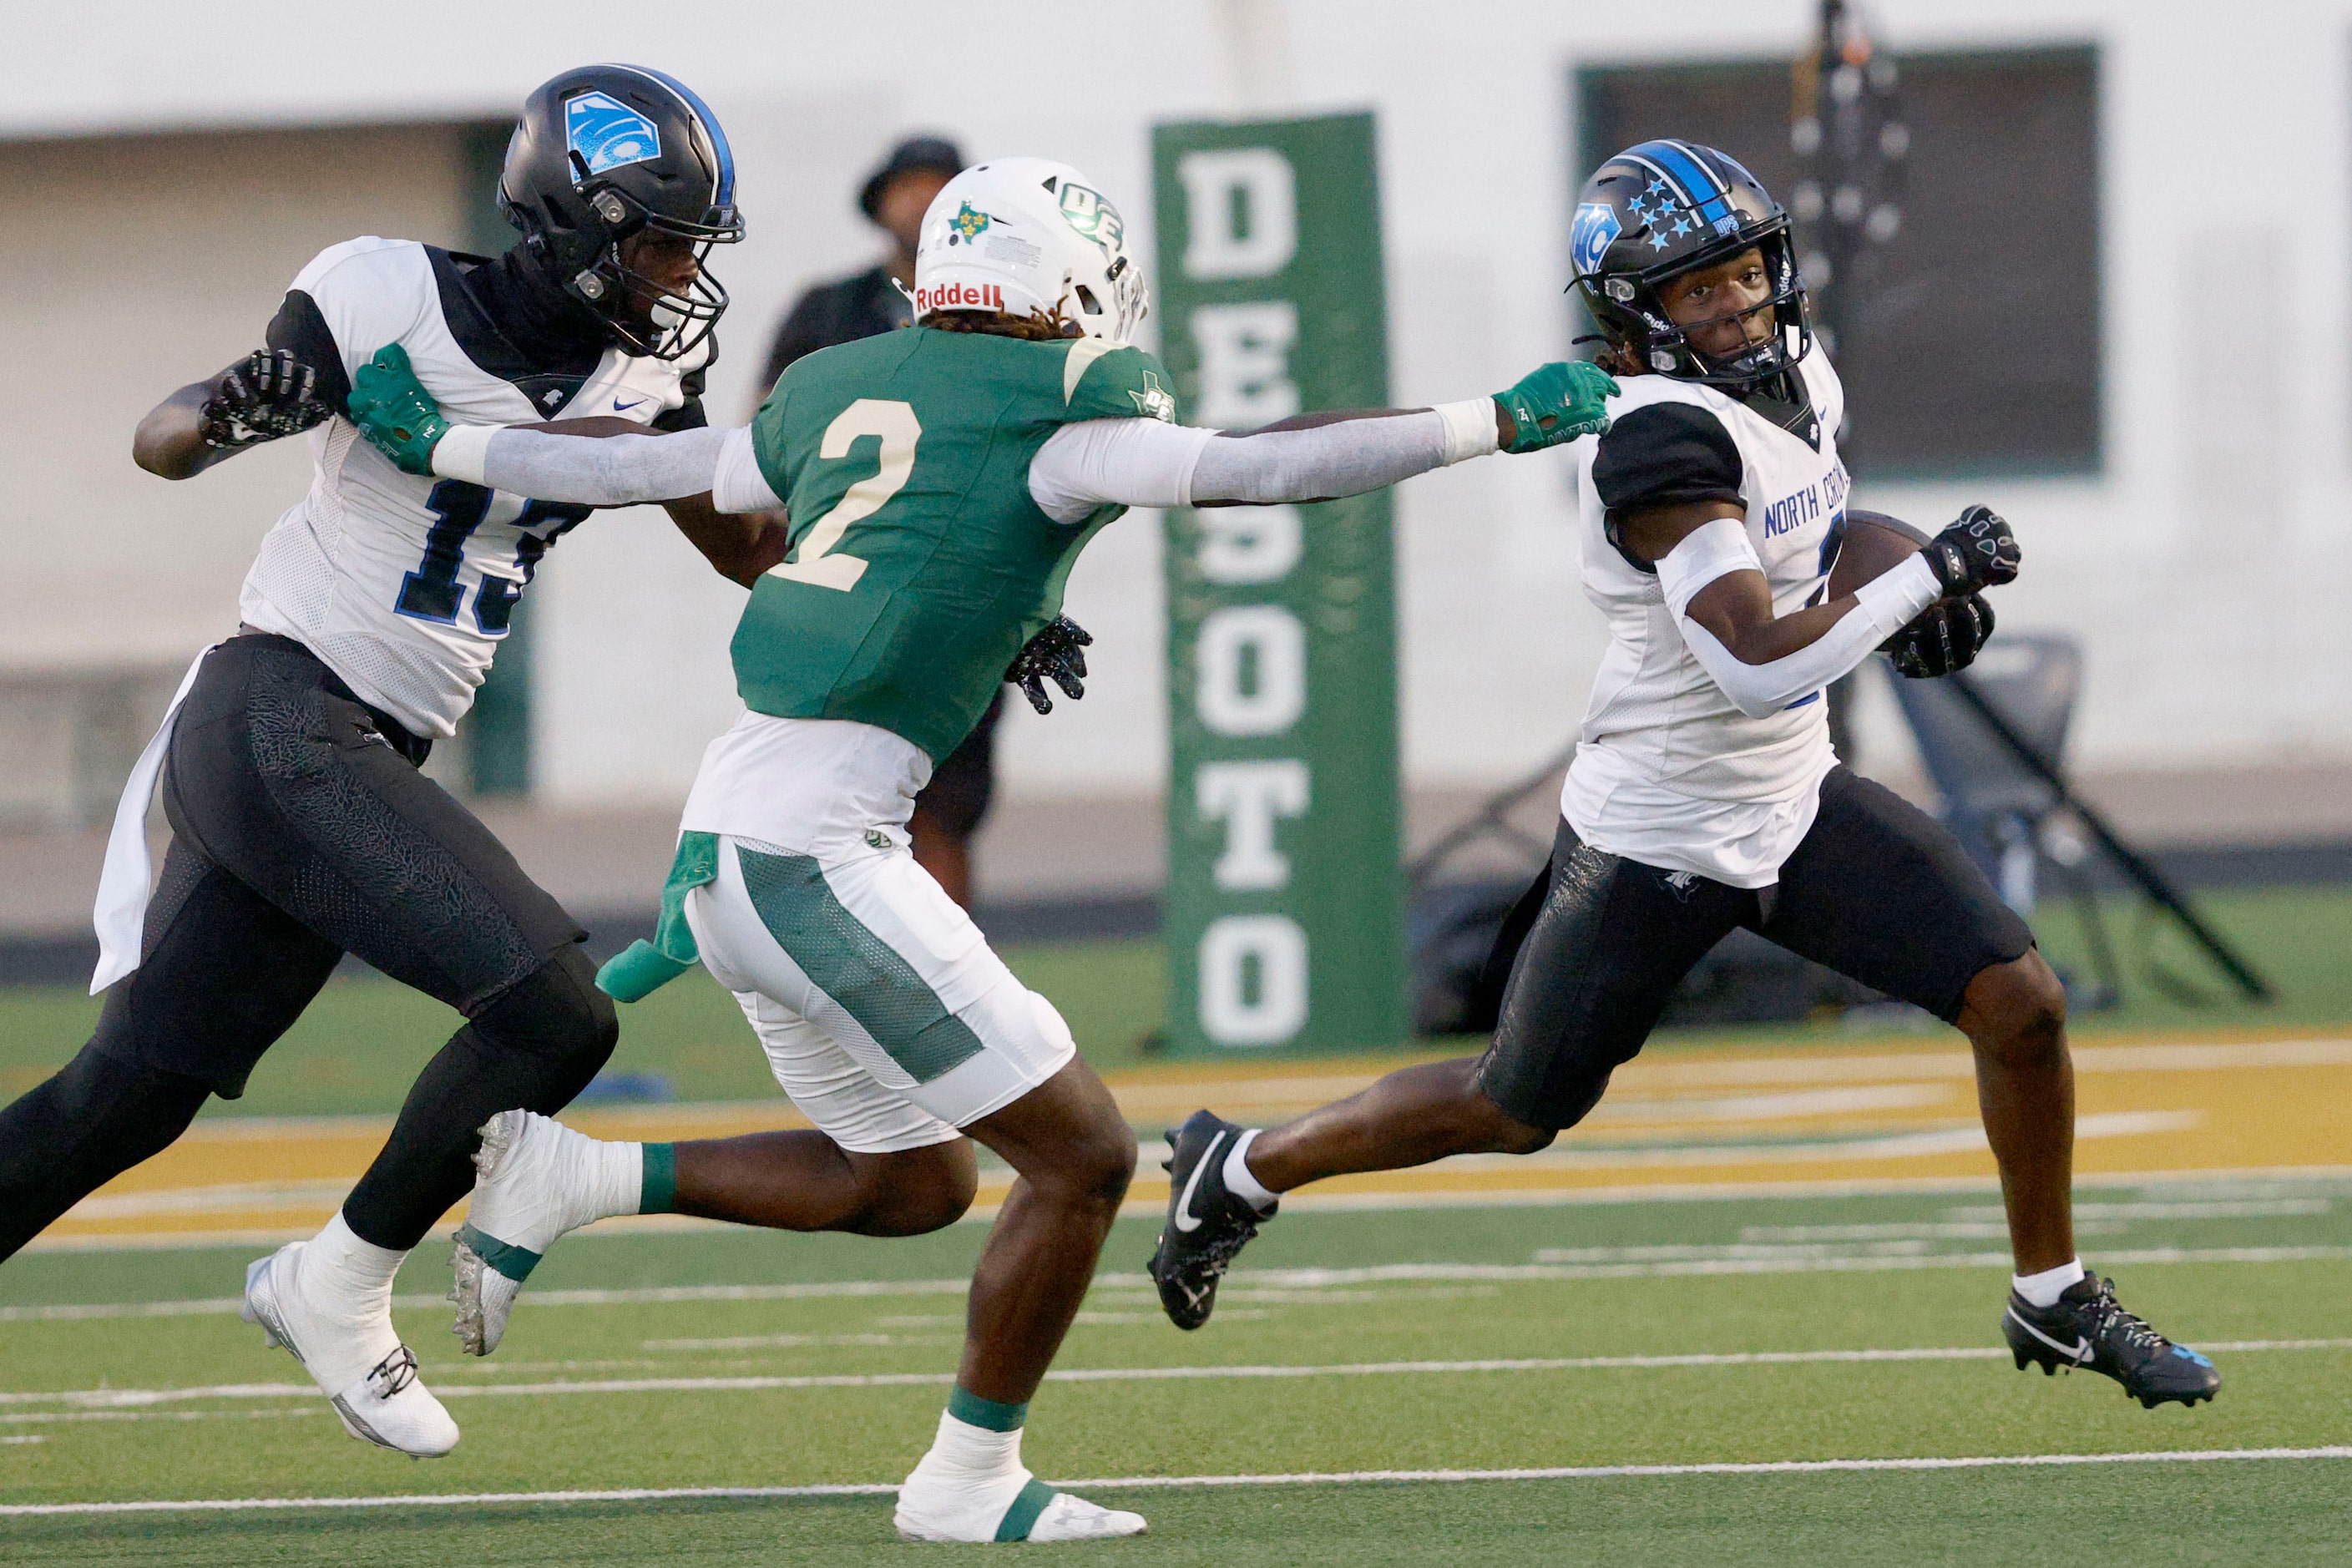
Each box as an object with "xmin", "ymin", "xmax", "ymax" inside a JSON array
[
  {"xmin": 2, "ymin": 885, "xmax": 2343, "ymax": 1121},
  {"xmin": 3, "ymin": 1180, "xmax": 2349, "ymax": 1562},
  {"xmin": 0, "ymin": 938, "xmax": 1167, "ymax": 1119},
  {"xmin": 4, "ymin": 888, "xmax": 2350, "ymax": 1561}
]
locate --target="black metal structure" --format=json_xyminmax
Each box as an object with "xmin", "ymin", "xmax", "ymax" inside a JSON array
[{"xmin": 1939, "ymin": 675, "xmax": 2274, "ymax": 1004}]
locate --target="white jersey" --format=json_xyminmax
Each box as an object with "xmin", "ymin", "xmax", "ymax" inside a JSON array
[
  {"xmin": 238, "ymin": 237, "xmax": 709, "ymax": 738},
  {"xmin": 1564, "ymin": 351, "xmax": 1851, "ymax": 887}
]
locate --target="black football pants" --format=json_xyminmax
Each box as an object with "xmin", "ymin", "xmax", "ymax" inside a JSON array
[
  {"xmin": 0, "ymin": 634, "xmax": 616, "ymax": 1261},
  {"xmin": 1475, "ymin": 766, "xmax": 2036, "ymax": 1131}
]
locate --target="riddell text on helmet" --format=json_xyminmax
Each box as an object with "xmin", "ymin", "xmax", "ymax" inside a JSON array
[{"xmin": 915, "ymin": 281, "xmax": 1007, "ymax": 314}]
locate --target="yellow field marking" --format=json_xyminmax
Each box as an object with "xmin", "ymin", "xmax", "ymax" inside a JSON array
[{"xmin": 28, "ymin": 1030, "xmax": 2352, "ymax": 1251}]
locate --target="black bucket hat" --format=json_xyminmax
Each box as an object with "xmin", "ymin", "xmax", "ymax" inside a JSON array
[{"xmin": 858, "ymin": 135, "xmax": 965, "ymax": 220}]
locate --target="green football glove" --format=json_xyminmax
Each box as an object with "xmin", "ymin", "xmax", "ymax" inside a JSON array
[
  {"xmin": 1494, "ymin": 361, "xmax": 1618, "ymax": 454},
  {"xmin": 347, "ymin": 343, "xmax": 453, "ymax": 476}
]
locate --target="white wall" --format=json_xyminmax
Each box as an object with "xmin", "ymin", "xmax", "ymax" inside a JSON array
[
  {"xmin": 0, "ymin": 126, "xmax": 471, "ymax": 670},
  {"xmin": 10, "ymin": 0, "xmax": 2352, "ymax": 807}
]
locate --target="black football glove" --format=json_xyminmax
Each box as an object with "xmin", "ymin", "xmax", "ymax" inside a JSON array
[
  {"xmin": 1920, "ymin": 503, "xmax": 2021, "ymax": 596},
  {"xmin": 1005, "ymin": 616, "xmax": 1092, "ymax": 715},
  {"xmin": 1884, "ymin": 593, "xmax": 1995, "ymax": 679},
  {"xmin": 198, "ymin": 350, "xmax": 335, "ymax": 452}
]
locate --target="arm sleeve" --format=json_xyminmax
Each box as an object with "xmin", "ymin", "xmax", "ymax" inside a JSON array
[
  {"xmin": 1188, "ymin": 411, "xmax": 1446, "ymax": 505},
  {"xmin": 1026, "ymin": 404, "xmax": 1495, "ymax": 524},
  {"xmin": 1028, "ymin": 419, "xmax": 1216, "ymax": 522},
  {"xmin": 432, "ymin": 422, "xmax": 781, "ymax": 511},
  {"xmin": 263, "ymin": 290, "xmax": 352, "ymax": 410},
  {"xmin": 1659, "ymin": 518, "xmax": 1942, "ymax": 719},
  {"xmin": 711, "ymin": 426, "xmax": 786, "ymax": 513}
]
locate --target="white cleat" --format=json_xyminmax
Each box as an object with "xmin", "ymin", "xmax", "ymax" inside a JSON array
[
  {"xmin": 453, "ymin": 1109, "xmax": 615, "ymax": 1356},
  {"xmin": 240, "ymin": 1243, "xmax": 458, "ymax": 1459},
  {"xmin": 1023, "ymin": 1492, "xmax": 1151, "ymax": 1543},
  {"xmin": 894, "ymin": 1473, "xmax": 1147, "ymax": 1544}
]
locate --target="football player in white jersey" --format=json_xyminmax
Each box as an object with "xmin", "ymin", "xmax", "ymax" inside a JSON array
[
  {"xmin": 1150, "ymin": 140, "xmax": 2222, "ymax": 1413},
  {"xmin": 0, "ymin": 65, "xmax": 792, "ymax": 1458}
]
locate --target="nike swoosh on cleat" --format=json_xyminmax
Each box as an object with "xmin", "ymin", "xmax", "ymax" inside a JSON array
[
  {"xmin": 1171, "ymin": 1130, "xmax": 1227, "ymax": 1234},
  {"xmin": 2007, "ymin": 1307, "xmax": 2092, "ymax": 1363}
]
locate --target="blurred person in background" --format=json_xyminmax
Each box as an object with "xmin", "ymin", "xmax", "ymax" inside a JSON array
[
  {"xmin": 760, "ymin": 136, "xmax": 1003, "ymax": 909},
  {"xmin": 760, "ymin": 135, "xmax": 963, "ymax": 386}
]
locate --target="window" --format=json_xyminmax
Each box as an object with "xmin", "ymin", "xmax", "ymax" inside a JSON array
[{"xmin": 1576, "ymin": 46, "xmax": 2101, "ymax": 477}]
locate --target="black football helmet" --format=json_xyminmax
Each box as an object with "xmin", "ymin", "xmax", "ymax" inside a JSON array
[
  {"xmin": 1570, "ymin": 139, "xmax": 1811, "ymax": 390},
  {"xmin": 499, "ymin": 64, "xmax": 744, "ymax": 360}
]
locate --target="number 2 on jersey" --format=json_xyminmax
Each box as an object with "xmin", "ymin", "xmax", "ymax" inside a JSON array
[{"xmin": 767, "ymin": 398, "xmax": 922, "ymax": 591}]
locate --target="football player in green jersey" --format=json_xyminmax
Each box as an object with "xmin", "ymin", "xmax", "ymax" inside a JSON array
[{"xmin": 349, "ymin": 155, "xmax": 1613, "ymax": 1543}]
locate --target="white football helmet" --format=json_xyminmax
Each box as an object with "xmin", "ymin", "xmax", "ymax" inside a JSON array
[{"xmin": 909, "ymin": 157, "xmax": 1148, "ymax": 341}]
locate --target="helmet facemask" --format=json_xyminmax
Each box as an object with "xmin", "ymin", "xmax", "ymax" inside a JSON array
[
  {"xmin": 569, "ymin": 175, "xmax": 743, "ymax": 362},
  {"xmin": 1582, "ymin": 220, "xmax": 1813, "ymax": 392}
]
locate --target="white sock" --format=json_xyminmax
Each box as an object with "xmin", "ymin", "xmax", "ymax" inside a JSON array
[
  {"xmin": 1223, "ymin": 1128, "xmax": 1279, "ymax": 1212},
  {"xmin": 923, "ymin": 1409, "xmax": 1024, "ymax": 1479},
  {"xmin": 2012, "ymin": 1257, "xmax": 2086, "ymax": 1308},
  {"xmin": 584, "ymin": 1136, "xmax": 649, "ymax": 1221},
  {"xmin": 898, "ymin": 1409, "xmax": 1035, "ymax": 1538},
  {"xmin": 296, "ymin": 1211, "xmax": 407, "ymax": 1389}
]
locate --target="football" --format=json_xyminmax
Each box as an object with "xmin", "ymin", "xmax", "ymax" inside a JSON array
[{"xmin": 1825, "ymin": 508, "xmax": 1928, "ymax": 600}]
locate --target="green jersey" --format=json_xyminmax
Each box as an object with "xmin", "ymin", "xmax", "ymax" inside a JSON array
[{"xmin": 736, "ymin": 327, "xmax": 1177, "ymax": 761}]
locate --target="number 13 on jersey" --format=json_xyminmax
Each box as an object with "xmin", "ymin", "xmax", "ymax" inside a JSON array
[
  {"xmin": 396, "ymin": 479, "xmax": 589, "ymax": 636},
  {"xmin": 766, "ymin": 398, "xmax": 921, "ymax": 592}
]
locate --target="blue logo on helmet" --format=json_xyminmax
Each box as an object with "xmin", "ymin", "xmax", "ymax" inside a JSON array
[
  {"xmin": 1571, "ymin": 202, "xmax": 1623, "ymax": 278},
  {"xmin": 565, "ymin": 91, "xmax": 661, "ymax": 177}
]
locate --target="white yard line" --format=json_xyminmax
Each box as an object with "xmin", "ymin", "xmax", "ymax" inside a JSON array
[
  {"xmin": 10, "ymin": 1240, "xmax": 2352, "ymax": 1325},
  {"xmin": 4, "ymin": 1338, "xmax": 2344, "ymax": 1411},
  {"xmin": 28, "ymin": 1166, "xmax": 2352, "ymax": 1254},
  {"xmin": 8, "ymin": 1446, "xmax": 2352, "ymax": 1516}
]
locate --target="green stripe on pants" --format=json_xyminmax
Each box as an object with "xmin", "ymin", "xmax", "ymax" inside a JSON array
[{"xmin": 734, "ymin": 846, "xmax": 988, "ymax": 1085}]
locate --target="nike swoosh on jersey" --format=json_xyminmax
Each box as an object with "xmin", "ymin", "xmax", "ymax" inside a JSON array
[
  {"xmin": 2008, "ymin": 1307, "xmax": 2092, "ymax": 1362},
  {"xmin": 1171, "ymin": 1130, "xmax": 1228, "ymax": 1233},
  {"xmin": 612, "ymin": 397, "xmax": 646, "ymax": 412}
]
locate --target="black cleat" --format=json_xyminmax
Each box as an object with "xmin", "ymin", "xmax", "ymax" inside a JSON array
[
  {"xmin": 2002, "ymin": 1275, "xmax": 2221, "ymax": 1409},
  {"xmin": 1146, "ymin": 1110, "xmax": 1273, "ymax": 1331}
]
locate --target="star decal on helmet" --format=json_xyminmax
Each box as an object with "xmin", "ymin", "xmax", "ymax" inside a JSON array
[
  {"xmin": 1129, "ymin": 370, "xmax": 1176, "ymax": 422},
  {"xmin": 949, "ymin": 201, "xmax": 995, "ymax": 243}
]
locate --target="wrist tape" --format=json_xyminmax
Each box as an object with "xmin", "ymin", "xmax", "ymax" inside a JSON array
[
  {"xmin": 432, "ymin": 422, "xmax": 498, "ymax": 484},
  {"xmin": 1433, "ymin": 399, "xmax": 1500, "ymax": 465}
]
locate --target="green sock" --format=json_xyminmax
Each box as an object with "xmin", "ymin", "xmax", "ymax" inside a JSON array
[
  {"xmin": 639, "ymin": 1143, "xmax": 678, "ymax": 1215},
  {"xmin": 946, "ymin": 1385, "xmax": 1028, "ymax": 1432}
]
